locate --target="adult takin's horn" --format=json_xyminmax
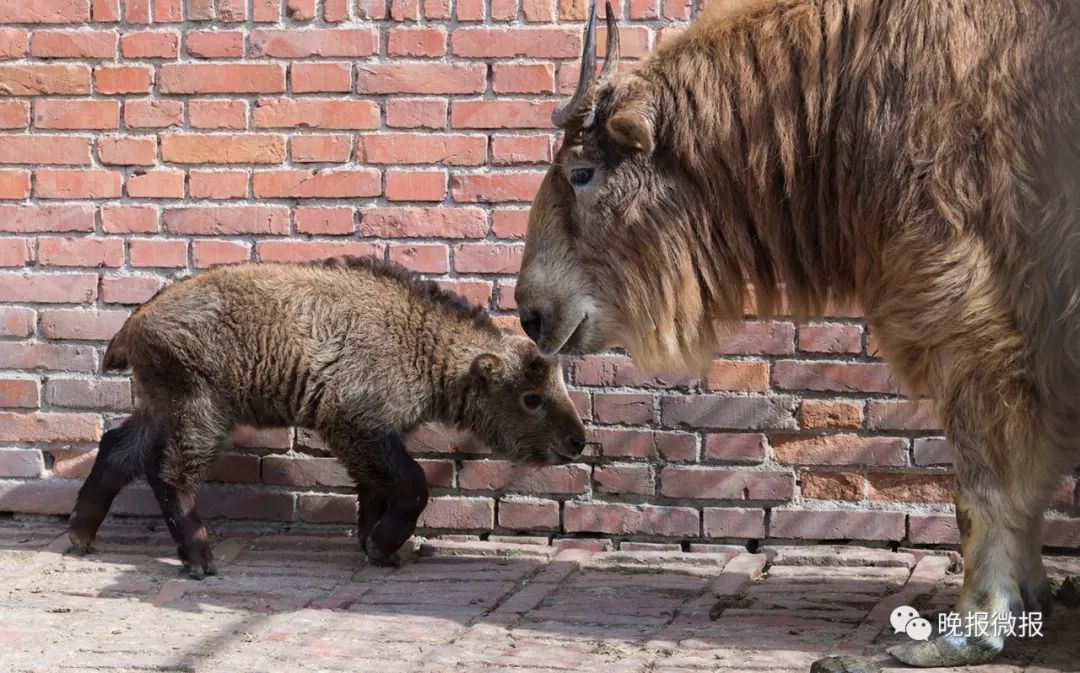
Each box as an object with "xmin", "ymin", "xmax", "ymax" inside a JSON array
[{"xmin": 551, "ymin": 1, "xmax": 621, "ymax": 130}]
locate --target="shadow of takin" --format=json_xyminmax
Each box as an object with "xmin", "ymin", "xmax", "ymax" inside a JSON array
[{"xmin": 69, "ymin": 255, "xmax": 587, "ymax": 578}]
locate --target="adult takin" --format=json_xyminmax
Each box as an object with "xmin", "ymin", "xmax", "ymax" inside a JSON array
[
  {"xmin": 69, "ymin": 255, "xmax": 587, "ymax": 577},
  {"xmin": 516, "ymin": 0, "xmax": 1079, "ymax": 667}
]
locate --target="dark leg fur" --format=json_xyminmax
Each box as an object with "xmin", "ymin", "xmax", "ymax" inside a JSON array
[
  {"xmin": 146, "ymin": 467, "xmax": 216, "ymax": 579},
  {"xmin": 69, "ymin": 415, "xmax": 155, "ymax": 552}
]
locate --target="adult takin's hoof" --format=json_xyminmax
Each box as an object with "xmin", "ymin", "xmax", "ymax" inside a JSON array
[
  {"xmin": 67, "ymin": 529, "xmax": 94, "ymax": 555},
  {"xmin": 178, "ymin": 545, "xmax": 217, "ymax": 580},
  {"xmin": 363, "ymin": 536, "xmax": 402, "ymax": 568},
  {"xmin": 809, "ymin": 655, "xmax": 880, "ymax": 673},
  {"xmin": 887, "ymin": 635, "xmax": 1001, "ymax": 668}
]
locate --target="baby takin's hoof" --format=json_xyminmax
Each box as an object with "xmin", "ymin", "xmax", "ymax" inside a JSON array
[
  {"xmin": 887, "ymin": 634, "xmax": 1002, "ymax": 668},
  {"xmin": 67, "ymin": 529, "xmax": 94, "ymax": 555},
  {"xmin": 178, "ymin": 544, "xmax": 217, "ymax": 580},
  {"xmin": 363, "ymin": 536, "xmax": 402, "ymax": 568}
]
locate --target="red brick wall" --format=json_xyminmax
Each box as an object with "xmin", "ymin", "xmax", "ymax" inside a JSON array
[{"xmin": 0, "ymin": 0, "xmax": 1077, "ymax": 549}]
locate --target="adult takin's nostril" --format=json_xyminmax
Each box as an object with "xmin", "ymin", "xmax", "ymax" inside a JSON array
[
  {"xmin": 520, "ymin": 308, "xmax": 544, "ymax": 343},
  {"xmin": 566, "ymin": 436, "xmax": 587, "ymax": 457}
]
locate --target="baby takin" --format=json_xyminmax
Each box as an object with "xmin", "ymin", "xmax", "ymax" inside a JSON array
[{"xmin": 69, "ymin": 255, "xmax": 587, "ymax": 577}]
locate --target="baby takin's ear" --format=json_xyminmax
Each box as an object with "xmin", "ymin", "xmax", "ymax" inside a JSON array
[{"xmin": 470, "ymin": 353, "xmax": 505, "ymax": 383}]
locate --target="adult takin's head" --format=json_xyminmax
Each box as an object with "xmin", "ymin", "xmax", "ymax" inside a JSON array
[
  {"xmin": 517, "ymin": 1, "xmax": 804, "ymax": 373},
  {"xmin": 462, "ymin": 335, "xmax": 587, "ymax": 466}
]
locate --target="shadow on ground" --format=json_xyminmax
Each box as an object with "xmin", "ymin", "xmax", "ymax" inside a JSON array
[{"xmin": 0, "ymin": 518, "xmax": 1077, "ymax": 673}]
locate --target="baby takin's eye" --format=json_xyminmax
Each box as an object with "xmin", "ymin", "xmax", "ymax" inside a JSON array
[{"xmin": 520, "ymin": 392, "xmax": 543, "ymax": 412}]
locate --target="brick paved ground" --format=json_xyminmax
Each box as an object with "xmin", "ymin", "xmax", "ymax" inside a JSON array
[{"xmin": 0, "ymin": 520, "xmax": 1076, "ymax": 673}]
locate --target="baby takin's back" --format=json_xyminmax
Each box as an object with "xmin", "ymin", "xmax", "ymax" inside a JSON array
[{"xmin": 70, "ymin": 256, "xmax": 587, "ymax": 576}]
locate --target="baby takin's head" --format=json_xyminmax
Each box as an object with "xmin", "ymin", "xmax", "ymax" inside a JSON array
[{"xmin": 464, "ymin": 335, "xmax": 588, "ymax": 466}]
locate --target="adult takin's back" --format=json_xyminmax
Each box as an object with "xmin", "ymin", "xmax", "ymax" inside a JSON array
[{"xmin": 69, "ymin": 255, "xmax": 587, "ymax": 576}]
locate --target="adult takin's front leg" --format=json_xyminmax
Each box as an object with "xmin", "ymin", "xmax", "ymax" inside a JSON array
[
  {"xmin": 334, "ymin": 430, "xmax": 429, "ymax": 568},
  {"xmin": 888, "ymin": 369, "xmax": 1060, "ymax": 667}
]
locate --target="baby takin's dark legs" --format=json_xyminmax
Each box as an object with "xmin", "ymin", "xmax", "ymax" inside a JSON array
[{"xmin": 337, "ymin": 430, "xmax": 429, "ymax": 568}]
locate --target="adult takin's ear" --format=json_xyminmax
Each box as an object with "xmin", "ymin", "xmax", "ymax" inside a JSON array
[
  {"xmin": 470, "ymin": 353, "xmax": 504, "ymax": 382},
  {"xmin": 607, "ymin": 103, "xmax": 655, "ymax": 154}
]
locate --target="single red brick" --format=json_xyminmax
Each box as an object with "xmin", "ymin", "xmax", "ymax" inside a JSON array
[
  {"xmin": 153, "ymin": 0, "xmax": 182, "ymax": 21},
  {"xmin": 360, "ymin": 207, "xmax": 487, "ymax": 238},
  {"xmin": 324, "ymin": 0, "xmax": 350, "ymax": 21},
  {"xmin": 913, "ymin": 438, "xmax": 951, "ymax": 467},
  {"xmin": 46, "ymin": 378, "xmax": 131, "ymax": 412},
  {"xmin": 0, "ymin": 343, "xmax": 95, "ymax": 371},
  {"xmin": 285, "ymin": 0, "xmax": 317, "ymax": 19},
  {"xmin": 34, "ymin": 169, "xmax": 122, "ymax": 199},
  {"xmin": 495, "ymin": 281, "xmax": 516, "ymax": 310},
  {"xmin": 702, "ymin": 508, "xmax": 765, "ymax": 538},
  {"xmin": 94, "ymin": 65, "xmax": 153, "ymax": 94},
  {"xmin": 185, "ymin": 30, "xmax": 243, "ymax": 58},
  {"xmin": 188, "ymin": 170, "xmax": 248, "ymax": 200},
  {"xmin": 0, "ymin": 136, "xmax": 91, "ymax": 165},
  {"xmin": 298, "ymin": 494, "xmax": 354, "ymax": 524},
  {"xmin": 198, "ymin": 488, "xmax": 295, "ymax": 521},
  {"xmin": 192, "ymin": 239, "xmax": 252, "ymax": 269},
  {"xmin": 0, "ymin": 448, "xmax": 45, "ymax": 477},
  {"xmin": 31, "ymin": 30, "xmax": 117, "ymax": 58},
  {"xmin": 256, "ymin": 240, "xmax": 383, "ymax": 263},
  {"xmin": 456, "ymin": 0, "xmax": 482, "ymax": 19},
  {"xmin": 492, "ymin": 209, "xmax": 528, "ymax": 239},
  {"xmin": 770, "ymin": 509, "xmax": 905, "ymax": 541},
  {"xmin": 595, "ymin": 464, "xmax": 655, "ymax": 496},
  {"xmin": 101, "ymin": 275, "xmax": 165, "ymax": 304},
  {"xmin": 357, "ymin": 0, "xmax": 387, "ymax": 19},
  {"xmin": 38, "ymin": 237, "xmax": 123, "ymax": 267},
  {"xmin": 92, "ymin": 0, "xmax": 120, "ymax": 21},
  {"xmin": 129, "ymin": 238, "xmax": 188, "ymax": 267},
  {"xmin": 0, "ymin": 101, "xmax": 30, "ymax": 129},
  {"xmin": 867, "ymin": 399, "xmax": 940, "ymax": 431},
  {"xmin": 217, "ymin": 0, "xmax": 247, "ymax": 21},
  {"xmin": 253, "ymin": 169, "xmax": 381, "ymax": 198},
  {"xmin": 628, "ymin": 0, "xmax": 658, "ymax": 19},
  {"xmin": 459, "ymin": 461, "xmax": 588, "ymax": 494},
  {"xmin": 205, "ymin": 454, "xmax": 261, "ymax": 484},
  {"xmin": 705, "ymin": 360, "xmax": 770, "ymax": 391},
  {"xmin": 0, "ymin": 64, "xmax": 90, "ymax": 95},
  {"xmin": 451, "ymin": 172, "xmax": 545, "ymax": 203},
  {"xmin": 291, "ymin": 135, "xmax": 352, "ymax": 163},
  {"xmin": 388, "ymin": 244, "xmax": 449, "ymax": 273},
  {"xmin": 387, "ymin": 27, "xmax": 447, "ymax": 57},
  {"xmin": 291, "ymin": 62, "xmax": 352, "ymax": 93},
  {"xmin": 661, "ymin": 467, "xmax": 794, "ymax": 500},
  {"xmin": 589, "ymin": 427, "xmax": 697, "ymax": 462},
  {"xmin": 33, "ymin": 99, "xmax": 119, "ymax": 130},
  {"xmin": 0, "ymin": 412, "xmax": 101, "ymax": 443},
  {"xmin": 491, "ymin": 135, "xmax": 552, "ymax": 165},
  {"xmin": 0, "ymin": 172, "xmax": 30, "ymax": 200},
  {"xmin": 521, "ymin": 0, "xmax": 553, "ymax": 20},
  {"xmin": 121, "ymin": 31, "xmax": 178, "ymax": 58},
  {"xmin": 417, "ymin": 496, "xmax": 494, "ymax": 530},
  {"xmin": 0, "ymin": 307, "xmax": 36, "ymax": 337},
  {"xmin": 251, "ymin": 0, "xmax": 278, "ymax": 21},
  {"xmin": 189, "ymin": 100, "xmax": 247, "ymax": 130},
  {"xmin": 908, "ymin": 513, "xmax": 959, "ymax": 545},
  {"xmin": 564, "ymin": 502, "xmax": 699, "ymax": 537},
  {"xmin": 164, "ymin": 206, "xmax": 289, "ymax": 235},
  {"xmin": 389, "ymin": 0, "xmax": 420, "ymax": 20},
  {"xmin": 661, "ymin": 394, "xmax": 797, "ymax": 430},
  {"xmin": 250, "ymin": 28, "xmax": 377, "ymax": 58},
  {"xmin": 0, "ymin": 379, "xmax": 40, "ymax": 409},
  {"xmin": 359, "ymin": 133, "xmax": 486, "ymax": 166},
  {"xmin": 0, "ymin": 238, "xmax": 31, "ymax": 266},
  {"xmin": 357, "ymin": 63, "xmax": 485, "ymax": 94},
  {"xmin": 435, "ymin": 279, "xmax": 491, "ymax": 307},
  {"xmin": 770, "ymin": 434, "xmax": 908, "ymax": 467},
  {"xmin": 126, "ymin": 169, "xmax": 184, "ymax": 199},
  {"xmin": 41, "ymin": 308, "xmax": 128, "ymax": 340},
  {"xmin": 452, "ymin": 28, "xmax": 580, "ymax": 58},
  {"xmin": 386, "ymin": 98, "xmax": 447, "ymax": 129},
  {"xmin": 498, "ymin": 498, "xmax": 559, "ymax": 530},
  {"xmin": 868, "ymin": 473, "xmax": 954, "ymax": 504},
  {"xmin": 773, "ymin": 360, "xmax": 902, "ymax": 394},
  {"xmin": 451, "ymin": 100, "xmax": 557, "ymax": 129},
  {"xmin": 800, "ymin": 472, "xmax": 865, "ymax": 501},
  {"xmin": 703, "ymin": 433, "xmax": 766, "ymax": 463},
  {"xmin": 97, "ymin": 136, "xmax": 156, "ymax": 165},
  {"xmin": 262, "ymin": 455, "xmax": 352, "ymax": 487},
  {"xmin": 48, "ymin": 448, "xmax": 94, "ymax": 479},
  {"xmin": 453, "ymin": 243, "xmax": 523, "ymax": 274},
  {"xmin": 593, "ymin": 392, "xmax": 654, "ymax": 425},
  {"xmin": 0, "ymin": 29, "xmax": 28, "ymax": 59},
  {"xmin": 161, "ymin": 134, "xmax": 286, "ymax": 164},
  {"xmin": 417, "ymin": 458, "xmax": 454, "ymax": 487},
  {"xmin": 253, "ymin": 99, "xmax": 379, "ymax": 130},
  {"xmin": 800, "ymin": 399, "xmax": 865, "ymax": 429},
  {"xmin": 799, "ymin": 322, "xmax": 863, "ymax": 353},
  {"xmin": 124, "ymin": 100, "xmax": 183, "ymax": 128},
  {"xmin": 0, "ymin": 204, "xmax": 95, "ymax": 232},
  {"xmin": 102, "ymin": 204, "xmax": 157, "ymax": 233},
  {"xmin": 490, "ymin": 0, "xmax": 515, "ymax": 20},
  {"xmin": 386, "ymin": 169, "xmax": 447, "ymax": 202},
  {"xmin": 295, "ymin": 206, "xmax": 354, "ymax": 235},
  {"xmin": 159, "ymin": 63, "xmax": 285, "ymax": 94}
]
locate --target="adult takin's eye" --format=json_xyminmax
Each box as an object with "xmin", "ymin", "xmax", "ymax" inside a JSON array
[
  {"xmin": 520, "ymin": 393, "xmax": 544, "ymax": 411},
  {"xmin": 569, "ymin": 167, "xmax": 594, "ymax": 187}
]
